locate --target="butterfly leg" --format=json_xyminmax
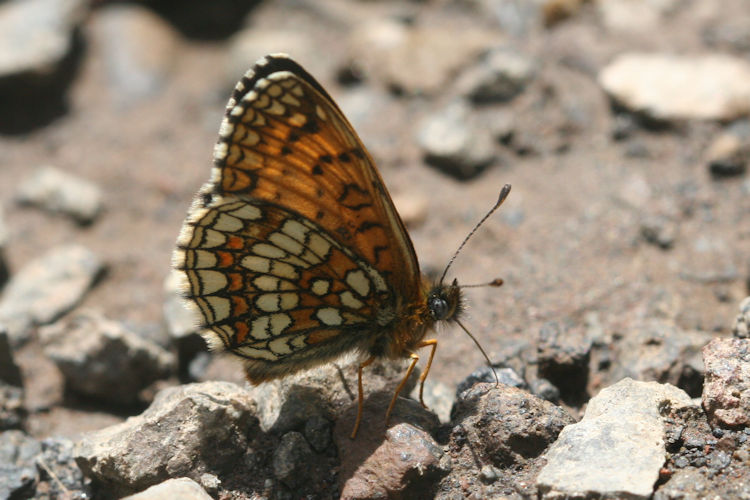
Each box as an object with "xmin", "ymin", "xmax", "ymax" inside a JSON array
[
  {"xmin": 416, "ymin": 339, "xmax": 438, "ymax": 408},
  {"xmin": 351, "ymin": 356, "xmax": 376, "ymax": 439},
  {"xmin": 385, "ymin": 352, "xmax": 420, "ymax": 427}
]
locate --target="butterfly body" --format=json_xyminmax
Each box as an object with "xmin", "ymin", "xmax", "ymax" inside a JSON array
[{"xmin": 174, "ymin": 54, "xmax": 478, "ymax": 437}]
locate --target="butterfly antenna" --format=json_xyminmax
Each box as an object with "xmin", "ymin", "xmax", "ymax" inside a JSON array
[
  {"xmin": 461, "ymin": 278, "xmax": 504, "ymax": 288},
  {"xmin": 455, "ymin": 318, "xmax": 499, "ymax": 385},
  {"xmin": 439, "ymin": 184, "xmax": 512, "ymax": 286}
]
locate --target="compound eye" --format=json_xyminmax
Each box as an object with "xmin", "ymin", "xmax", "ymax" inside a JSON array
[{"xmin": 429, "ymin": 296, "xmax": 449, "ymax": 320}]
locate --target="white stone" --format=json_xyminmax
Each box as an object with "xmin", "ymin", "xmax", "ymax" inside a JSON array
[{"xmin": 599, "ymin": 53, "xmax": 750, "ymax": 122}]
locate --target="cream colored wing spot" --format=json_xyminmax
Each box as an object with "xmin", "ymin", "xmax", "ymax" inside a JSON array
[
  {"xmin": 287, "ymin": 81, "xmax": 304, "ymax": 97},
  {"xmin": 204, "ymin": 296, "xmax": 231, "ymax": 322},
  {"xmin": 214, "ymin": 141, "xmax": 228, "ymax": 160},
  {"xmin": 287, "ymin": 111, "xmax": 306, "ymax": 126},
  {"xmin": 269, "ymin": 260, "xmax": 299, "ymax": 280},
  {"xmin": 241, "ymin": 255, "xmax": 271, "ymax": 273},
  {"xmin": 267, "ymin": 83, "xmax": 282, "ymax": 97},
  {"xmin": 268, "ymin": 336, "xmax": 293, "ymax": 355},
  {"xmin": 315, "ymin": 104, "xmax": 327, "ymax": 121},
  {"xmin": 252, "ymin": 243, "xmax": 287, "ymax": 259},
  {"xmin": 298, "ymin": 249, "xmax": 323, "ymax": 265},
  {"xmin": 250, "ymin": 316, "xmax": 272, "ymax": 339},
  {"xmin": 266, "ymin": 97, "xmax": 286, "ymax": 116},
  {"xmin": 361, "ymin": 262, "xmax": 389, "ymax": 293},
  {"xmin": 227, "ymin": 204, "xmax": 262, "ymax": 221},
  {"xmin": 214, "ymin": 213, "xmax": 244, "ymax": 232},
  {"xmin": 250, "ymin": 313, "xmax": 292, "ymax": 340},
  {"xmin": 201, "ymin": 228, "xmax": 228, "ymax": 249},
  {"xmin": 253, "ymin": 275, "xmax": 294, "ymax": 291},
  {"xmin": 270, "ymin": 313, "xmax": 293, "ymax": 335},
  {"xmin": 230, "ymin": 103, "xmax": 247, "ymax": 117},
  {"xmin": 310, "ymin": 279, "xmax": 330, "ymax": 296},
  {"xmin": 238, "ymin": 129, "xmax": 261, "ymax": 147},
  {"xmin": 340, "ymin": 291, "xmax": 364, "ymax": 310},
  {"xmin": 185, "ymin": 249, "xmax": 217, "ymax": 269},
  {"xmin": 268, "ymin": 232, "xmax": 304, "ymax": 256},
  {"xmin": 316, "ymin": 307, "xmax": 343, "ymax": 326},
  {"xmin": 196, "ymin": 270, "xmax": 228, "ymax": 295},
  {"xmin": 256, "ymin": 292, "xmax": 299, "ymax": 312},
  {"xmin": 280, "ymin": 219, "xmax": 310, "ymax": 242},
  {"xmin": 307, "ymin": 232, "xmax": 331, "ymax": 259},
  {"xmin": 345, "ymin": 269, "xmax": 371, "ymax": 298}
]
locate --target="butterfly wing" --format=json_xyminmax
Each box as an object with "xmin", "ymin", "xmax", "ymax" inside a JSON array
[{"xmin": 174, "ymin": 54, "xmax": 423, "ymax": 381}]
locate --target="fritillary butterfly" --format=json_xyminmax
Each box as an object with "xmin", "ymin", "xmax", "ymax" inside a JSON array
[{"xmin": 173, "ymin": 54, "xmax": 511, "ymax": 438}]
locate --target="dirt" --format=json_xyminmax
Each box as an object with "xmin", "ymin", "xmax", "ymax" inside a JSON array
[{"xmin": 0, "ymin": 0, "xmax": 748, "ymax": 447}]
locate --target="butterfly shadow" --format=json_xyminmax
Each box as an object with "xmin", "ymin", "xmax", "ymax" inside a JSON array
[{"xmin": 332, "ymin": 389, "xmax": 442, "ymax": 488}]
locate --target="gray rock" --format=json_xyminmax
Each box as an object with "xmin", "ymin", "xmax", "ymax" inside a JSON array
[
  {"xmin": 611, "ymin": 319, "xmax": 713, "ymax": 398},
  {"xmin": 410, "ymin": 378, "xmax": 453, "ymax": 423},
  {"xmin": 537, "ymin": 378, "xmax": 693, "ymax": 499},
  {"xmin": 529, "ymin": 377, "xmax": 560, "ymax": 403},
  {"xmin": 455, "ymin": 365, "xmax": 526, "ymax": 396},
  {"xmin": 439, "ymin": 382, "xmax": 572, "ymax": 498},
  {"xmin": 0, "ymin": 205, "xmax": 7, "ymax": 249},
  {"xmin": 597, "ymin": 0, "xmax": 679, "ymax": 33},
  {"xmin": 703, "ymin": 18, "xmax": 750, "ymax": 52},
  {"xmin": 35, "ymin": 437, "xmax": 89, "ymax": 500},
  {"xmin": 416, "ymin": 101, "xmax": 495, "ymax": 179},
  {"xmin": 75, "ymin": 381, "xmax": 258, "ymax": 496},
  {"xmin": 226, "ymin": 30, "xmax": 325, "ymax": 93},
  {"xmin": 122, "ymin": 478, "xmax": 213, "ymax": 500},
  {"xmin": 733, "ymin": 296, "xmax": 750, "ymax": 338},
  {"xmin": 39, "ymin": 310, "xmax": 175, "ymax": 405},
  {"xmin": 640, "ymin": 214, "xmax": 678, "ymax": 249},
  {"xmin": 0, "ymin": 326, "xmax": 21, "ymax": 386},
  {"xmin": 249, "ymin": 358, "xmax": 420, "ymax": 435},
  {"xmin": 303, "ymin": 415, "xmax": 332, "ymax": 453},
  {"xmin": 163, "ymin": 271, "xmax": 205, "ymax": 376},
  {"xmin": 92, "ymin": 5, "xmax": 178, "ymax": 107},
  {"xmin": 599, "ymin": 53, "xmax": 750, "ymax": 122},
  {"xmin": 705, "ymin": 128, "xmax": 749, "ymax": 178},
  {"xmin": 0, "ymin": 430, "xmax": 41, "ymax": 500},
  {"xmin": 0, "ymin": 382, "xmax": 24, "ymax": 430},
  {"xmin": 702, "ymin": 337, "xmax": 750, "ymax": 428},
  {"xmin": 451, "ymin": 383, "xmax": 573, "ymax": 467},
  {"xmin": 466, "ymin": 0, "xmax": 542, "ymax": 36},
  {"xmin": 272, "ymin": 432, "xmax": 316, "ymax": 490},
  {"xmin": 537, "ymin": 321, "xmax": 591, "ymax": 402},
  {"xmin": 678, "ymin": 235, "xmax": 738, "ymax": 284},
  {"xmin": 348, "ymin": 20, "xmax": 494, "ymax": 95},
  {"xmin": 456, "ymin": 48, "xmax": 536, "ymax": 103},
  {"xmin": 340, "ymin": 423, "xmax": 449, "ymax": 500},
  {"xmin": 163, "ymin": 271, "xmax": 199, "ymax": 341},
  {"xmin": 16, "ymin": 166, "xmax": 103, "ymax": 224},
  {"xmin": 0, "ymin": 0, "xmax": 85, "ymax": 78},
  {"xmin": 653, "ymin": 468, "xmax": 713, "ymax": 500},
  {"xmin": 0, "ymin": 244, "xmax": 104, "ymax": 346}
]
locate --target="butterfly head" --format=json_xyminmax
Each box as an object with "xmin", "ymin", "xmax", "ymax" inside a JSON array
[{"xmin": 427, "ymin": 278, "xmax": 463, "ymax": 322}]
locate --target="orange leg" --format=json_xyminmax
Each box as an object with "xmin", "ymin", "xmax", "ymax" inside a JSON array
[
  {"xmin": 351, "ymin": 356, "xmax": 375, "ymax": 439},
  {"xmin": 417, "ymin": 339, "xmax": 438, "ymax": 407},
  {"xmin": 385, "ymin": 339, "xmax": 438, "ymax": 426}
]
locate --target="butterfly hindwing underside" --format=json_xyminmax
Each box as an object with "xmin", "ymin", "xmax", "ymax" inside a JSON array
[{"xmin": 173, "ymin": 54, "xmax": 429, "ymax": 383}]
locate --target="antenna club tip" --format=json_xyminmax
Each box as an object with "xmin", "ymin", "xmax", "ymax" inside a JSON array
[
  {"xmin": 489, "ymin": 278, "xmax": 504, "ymax": 287},
  {"xmin": 496, "ymin": 184, "xmax": 512, "ymax": 206}
]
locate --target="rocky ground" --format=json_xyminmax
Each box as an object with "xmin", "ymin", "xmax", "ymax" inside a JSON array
[{"xmin": 1, "ymin": 0, "xmax": 750, "ymax": 498}]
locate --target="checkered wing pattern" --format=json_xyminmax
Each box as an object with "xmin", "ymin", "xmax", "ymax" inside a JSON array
[{"xmin": 173, "ymin": 54, "xmax": 423, "ymax": 382}]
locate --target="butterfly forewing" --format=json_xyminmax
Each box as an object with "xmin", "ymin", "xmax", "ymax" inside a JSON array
[{"xmin": 174, "ymin": 54, "xmax": 423, "ymax": 380}]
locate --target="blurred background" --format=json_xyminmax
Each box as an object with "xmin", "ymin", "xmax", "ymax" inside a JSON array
[{"xmin": 0, "ymin": 0, "xmax": 748, "ymax": 463}]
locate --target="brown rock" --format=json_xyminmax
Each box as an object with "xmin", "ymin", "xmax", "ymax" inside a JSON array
[
  {"xmin": 702, "ymin": 337, "xmax": 750, "ymax": 428},
  {"xmin": 340, "ymin": 423, "xmax": 449, "ymax": 500}
]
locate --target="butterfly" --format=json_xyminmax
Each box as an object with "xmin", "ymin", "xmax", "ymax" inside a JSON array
[{"xmin": 173, "ymin": 53, "xmax": 511, "ymax": 438}]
